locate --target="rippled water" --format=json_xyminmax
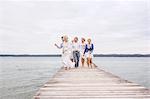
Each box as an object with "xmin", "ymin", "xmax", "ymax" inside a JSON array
[
  {"xmin": 0, "ymin": 57, "xmax": 61, "ymax": 99},
  {"xmin": 93, "ymin": 57, "xmax": 150, "ymax": 88},
  {"xmin": 0, "ymin": 57, "xmax": 150, "ymax": 99}
]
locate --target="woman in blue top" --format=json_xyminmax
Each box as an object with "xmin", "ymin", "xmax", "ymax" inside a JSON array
[{"xmin": 84, "ymin": 38, "xmax": 94, "ymax": 68}]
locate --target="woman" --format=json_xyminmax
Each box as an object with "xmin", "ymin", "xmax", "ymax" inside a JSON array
[
  {"xmin": 55, "ymin": 35, "xmax": 74, "ymax": 70},
  {"xmin": 84, "ymin": 38, "xmax": 94, "ymax": 68},
  {"xmin": 72, "ymin": 37, "xmax": 80, "ymax": 68},
  {"xmin": 80, "ymin": 38, "xmax": 86, "ymax": 67}
]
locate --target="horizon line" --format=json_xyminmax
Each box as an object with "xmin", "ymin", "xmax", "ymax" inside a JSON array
[{"xmin": 0, "ymin": 54, "xmax": 150, "ymax": 57}]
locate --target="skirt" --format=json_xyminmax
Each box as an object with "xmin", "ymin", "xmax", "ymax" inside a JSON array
[{"xmin": 85, "ymin": 52, "xmax": 93, "ymax": 59}]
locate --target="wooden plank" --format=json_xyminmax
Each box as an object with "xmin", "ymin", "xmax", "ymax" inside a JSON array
[
  {"xmin": 34, "ymin": 95, "xmax": 150, "ymax": 98},
  {"xmin": 34, "ymin": 67, "xmax": 150, "ymax": 99}
]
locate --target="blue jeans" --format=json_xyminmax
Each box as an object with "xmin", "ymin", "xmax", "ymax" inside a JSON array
[{"xmin": 73, "ymin": 51, "xmax": 80, "ymax": 68}]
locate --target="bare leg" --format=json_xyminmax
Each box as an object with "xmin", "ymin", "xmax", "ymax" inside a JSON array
[
  {"xmin": 87, "ymin": 58, "xmax": 89, "ymax": 68},
  {"xmin": 90, "ymin": 58, "xmax": 93, "ymax": 68},
  {"xmin": 81, "ymin": 58, "xmax": 85, "ymax": 67},
  {"xmin": 65, "ymin": 67, "xmax": 67, "ymax": 70}
]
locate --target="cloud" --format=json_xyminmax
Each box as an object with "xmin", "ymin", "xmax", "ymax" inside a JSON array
[{"xmin": 0, "ymin": 0, "xmax": 149, "ymax": 54}]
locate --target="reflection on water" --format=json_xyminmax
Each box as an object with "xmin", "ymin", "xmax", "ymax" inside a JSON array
[{"xmin": 0, "ymin": 57, "xmax": 150, "ymax": 99}]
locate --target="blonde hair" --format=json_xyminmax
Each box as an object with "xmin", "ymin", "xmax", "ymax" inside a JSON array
[
  {"xmin": 87, "ymin": 38, "xmax": 91, "ymax": 43},
  {"xmin": 63, "ymin": 35, "xmax": 68, "ymax": 42}
]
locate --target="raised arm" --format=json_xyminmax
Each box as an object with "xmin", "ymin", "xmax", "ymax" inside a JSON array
[{"xmin": 55, "ymin": 43, "xmax": 63, "ymax": 49}]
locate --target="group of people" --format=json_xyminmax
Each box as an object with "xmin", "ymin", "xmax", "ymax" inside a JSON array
[{"xmin": 55, "ymin": 35, "xmax": 94, "ymax": 70}]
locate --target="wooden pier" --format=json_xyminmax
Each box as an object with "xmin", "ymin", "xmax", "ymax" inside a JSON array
[{"xmin": 34, "ymin": 67, "xmax": 150, "ymax": 99}]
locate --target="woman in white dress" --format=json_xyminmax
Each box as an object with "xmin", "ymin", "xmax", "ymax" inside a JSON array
[
  {"xmin": 55, "ymin": 35, "xmax": 74, "ymax": 70},
  {"xmin": 80, "ymin": 38, "xmax": 86, "ymax": 67},
  {"xmin": 84, "ymin": 38, "xmax": 94, "ymax": 68}
]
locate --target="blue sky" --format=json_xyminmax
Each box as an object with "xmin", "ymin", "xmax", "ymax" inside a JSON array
[{"xmin": 0, "ymin": 0, "xmax": 149, "ymax": 54}]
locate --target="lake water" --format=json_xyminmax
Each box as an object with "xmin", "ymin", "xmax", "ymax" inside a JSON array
[{"xmin": 0, "ymin": 57, "xmax": 150, "ymax": 99}]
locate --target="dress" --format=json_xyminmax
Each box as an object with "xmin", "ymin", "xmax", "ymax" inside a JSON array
[
  {"xmin": 70, "ymin": 42, "xmax": 74, "ymax": 60},
  {"xmin": 62, "ymin": 42, "xmax": 75, "ymax": 68}
]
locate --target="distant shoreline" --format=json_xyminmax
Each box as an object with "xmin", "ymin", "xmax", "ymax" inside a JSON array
[{"xmin": 0, "ymin": 54, "xmax": 150, "ymax": 57}]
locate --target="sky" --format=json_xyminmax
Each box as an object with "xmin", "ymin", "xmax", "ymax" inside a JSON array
[{"xmin": 0, "ymin": 0, "xmax": 149, "ymax": 54}]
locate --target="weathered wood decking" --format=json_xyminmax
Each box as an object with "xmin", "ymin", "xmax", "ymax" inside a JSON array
[{"xmin": 34, "ymin": 67, "xmax": 150, "ymax": 99}]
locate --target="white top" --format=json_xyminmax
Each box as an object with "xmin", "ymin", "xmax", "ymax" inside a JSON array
[
  {"xmin": 80, "ymin": 43, "xmax": 86, "ymax": 54},
  {"xmin": 72, "ymin": 42, "xmax": 80, "ymax": 51},
  {"xmin": 62, "ymin": 42, "xmax": 72, "ymax": 55}
]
